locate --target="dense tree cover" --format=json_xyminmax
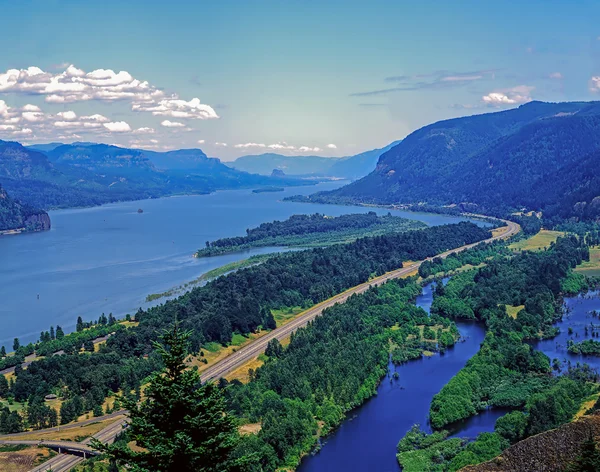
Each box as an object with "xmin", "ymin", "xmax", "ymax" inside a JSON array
[
  {"xmin": 427, "ymin": 235, "xmax": 593, "ymax": 435},
  {"xmin": 418, "ymin": 241, "xmax": 508, "ymax": 279},
  {"xmin": 0, "ymin": 406, "xmax": 23, "ymax": 434},
  {"xmin": 396, "ymin": 425, "xmax": 508, "ymax": 472},
  {"xmin": 0, "ymin": 183, "xmax": 49, "ymax": 232},
  {"xmin": 94, "ymin": 324, "xmax": 247, "ymax": 472},
  {"xmin": 568, "ymin": 339, "xmax": 600, "ymax": 356},
  {"xmin": 306, "ymin": 101, "xmax": 600, "ymax": 222},
  {"xmin": 108, "ymin": 222, "xmax": 489, "ymax": 353},
  {"xmin": 1, "ymin": 222, "xmax": 488, "ymax": 433},
  {"xmin": 196, "ymin": 212, "xmax": 425, "ymax": 256},
  {"xmin": 222, "ymin": 277, "xmax": 460, "ymax": 470},
  {"xmin": 565, "ymin": 436, "xmax": 600, "ymax": 472}
]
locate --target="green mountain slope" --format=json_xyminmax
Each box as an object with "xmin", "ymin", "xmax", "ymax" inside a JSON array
[{"xmin": 309, "ymin": 101, "xmax": 600, "ymax": 221}]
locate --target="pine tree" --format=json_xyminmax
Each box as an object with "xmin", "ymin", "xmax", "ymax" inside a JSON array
[
  {"xmin": 76, "ymin": 316, "xmax": 84, "ymax": 332},
  {"xmin": 12, "ymin": 338, "xmax": 19, "ymax": 352},
  {"xmin": 566, "ymin": 436, "xmax": 600, "ymax": 471},
  {"xmin": 94, "ymin": 323, "xmax": 249, "ymax": 471},
  {"xmin": 56, "ymin": 325, "xmax": 65, "ymax": 339}
]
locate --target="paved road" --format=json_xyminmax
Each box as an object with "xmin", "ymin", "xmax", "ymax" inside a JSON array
[
  {"xmin": 27, "ymin": 417, "xmax": 127, "ymax": 472},
  {"xmin": 0, "ymin": 411, "xmax": 127, "ymax": 439},
  {"xmin": 200, "ymin": 218, "xmax": 520, "ymax": 383}
]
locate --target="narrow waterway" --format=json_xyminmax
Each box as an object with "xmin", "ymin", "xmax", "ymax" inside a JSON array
[
  {"xmin": 298, "ymin": 281, "xmax": 488, "ymax": 472},
  {"xmin": 299, "ymin": 287, "xmax": 600, "ymax": 472}
]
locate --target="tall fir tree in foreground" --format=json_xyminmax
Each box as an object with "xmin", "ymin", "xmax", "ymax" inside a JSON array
[{"xmin": 94, "ymin": 323, "xmax": 247, "ymax": 471}]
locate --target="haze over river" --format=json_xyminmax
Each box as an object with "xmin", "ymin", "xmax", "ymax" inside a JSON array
[{"xmin": 0, "ymin": 181, "xmax": 484, "ymax": 347}]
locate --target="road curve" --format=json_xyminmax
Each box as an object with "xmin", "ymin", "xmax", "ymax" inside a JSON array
[{"xmin": 201, "ymin": 218, "xmax": 520, "ymax": 383}]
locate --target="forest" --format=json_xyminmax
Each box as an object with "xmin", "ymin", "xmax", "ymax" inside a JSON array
[
  {"xmin": 195, "ymin": 212, "xmax": 426, "ymax": 257},
  {"xmin": 0, "ymin": 222, "xmax": 490, "ymax": 434}
]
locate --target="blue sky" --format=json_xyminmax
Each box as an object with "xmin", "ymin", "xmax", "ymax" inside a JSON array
[{"xmin": 1, "ymin": 0, "xmax": 600, "ymax": 160}]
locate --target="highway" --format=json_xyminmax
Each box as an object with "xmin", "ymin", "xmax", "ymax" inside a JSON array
[
  {"xmin": 201, "ymin": 218, "xmax": 520, "ymax": 383},
  {"xmin": 26, "ymin": 417, "xmax": 127, "ymax": 472}
]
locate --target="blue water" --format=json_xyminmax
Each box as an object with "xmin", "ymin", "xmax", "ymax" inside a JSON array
[
  {"xmin": 0, "ymin": 181, "xmax": 485, "ymax": 347},
  {"xmin": 298, "ymin": 281, "xmax": 488, "ymax": 472},
  {"xmin": 534, "ymin": 290, "xmax": 600, "ymax": 372},
  {"xmin": 298, "ymin": 288, "xmax": 600, "ymax": 472}
]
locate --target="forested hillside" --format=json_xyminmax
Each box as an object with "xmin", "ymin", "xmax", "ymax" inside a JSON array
[
  {"xmin": 0, "ymin": 184, "xmax": 50, "ymax": 233},
  {"xmin": 306, "ymin": 101, "xmax": 600, "ymax": 221}
]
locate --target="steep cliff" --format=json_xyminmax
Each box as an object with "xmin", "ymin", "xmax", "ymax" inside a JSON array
[{"xmin": 0, "ymin": 184, "xmax": 50, "ymax": 233}]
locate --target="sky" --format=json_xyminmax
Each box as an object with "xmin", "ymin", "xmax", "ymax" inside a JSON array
[{"xmin": 1, "ymin": 0, "xmax": 600, "ymax": 161}]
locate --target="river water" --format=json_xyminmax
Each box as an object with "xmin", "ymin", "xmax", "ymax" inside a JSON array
[
  {"xmin": 298, "ymin": 287, "xmax": 600, "ymax": 472},
  {"xmin": 298, "ymin": 281, "xmax": 488, "ymax": 472},
  {"xmin": 0, "ymin": 181, "xmax": 484, "ymax": 348}
]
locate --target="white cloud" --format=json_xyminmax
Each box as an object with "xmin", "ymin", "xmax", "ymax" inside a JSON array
[
  {"xmin": 197, "ymin": 139, "xmax": 205, "ymax": 144},
  {"xmin": 133, "ymin": 127, "xmax": 155, "ymax": 134},
  {"xmin": 549, "ymin": 72, "xmax": 563, "ymax": 79},
  {"xmin": 133, "ymin": 97, "xmax": 218, "ymax": 120},
  {"xmin": 590, "ymin": 77, "xmax": 600, "ymax": 93},
  {"xmin": 160, "ymin": 120, "xmax": 185, "ymax": 128},
  {"xmin": 57, "ymin": 110, "xmax": 77, "ymax": 120},
  {"xmin": 268, "ymin": 142, "xmax": 296, "ymax": 151},
  {"xmin": 22, "ymin": 104, "xmax": 41, "ymax": 112},
  {"xmin": 482, "ymin": 86, "xmax": 534, "ymax": 106},
  {"xmin": 0, "ymin": 64, "xmax": 218, "ymax": 123},
  {"xmin": 215, "ymin": 142, "xmax": 228, "ymax": 147},
  {"xmin": 103, "ymin": 121, "xmax": 132, "ymax": 132},
  {"xmin": 298, "ymin": 146, "xmax": 321, "ymax": 153},
  {"xmin": 234, "ymin": 142, "xmax": 266, "ymax": 149},
  {"xmin": 326, "ymin": 143, "xmax": 337, "ymax": 149}
]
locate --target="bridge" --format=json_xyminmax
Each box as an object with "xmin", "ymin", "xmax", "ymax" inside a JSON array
[{"xmin": 0, "ymin": 439, "xmax": 97, "ymax": 458}]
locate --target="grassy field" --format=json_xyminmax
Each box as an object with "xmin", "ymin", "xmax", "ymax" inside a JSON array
[
  {"xmin": 0, "ymin": 445, "xmax": 54, "ymax": 472},
  {"xmin": 509, "ymin": 230, "xmax": 565, "ymax": 252},
  {"xmin": 505, "ymin": 305, "xmax": 525, "ymax": 319},
  {"xmin": 5, "ymin": 416, "xmax": 125, "ymax": 442},
  {"xmin": 575, "ymin": 247, "xmax": 600, "ymax": 277}
]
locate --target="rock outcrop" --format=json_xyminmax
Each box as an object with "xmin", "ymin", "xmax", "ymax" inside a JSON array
[{"xmin": 462, "ymin": 413, "xmax": 600, "ymax": 472}]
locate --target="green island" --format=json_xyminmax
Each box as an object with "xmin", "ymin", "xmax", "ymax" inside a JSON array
[
  {"xmin": 195, "ymin": 211, "xmax": 427, "ymax": 257},
  {"xmin": 251, "ymin": 186, "xmax": 285, "ymax": 193}
]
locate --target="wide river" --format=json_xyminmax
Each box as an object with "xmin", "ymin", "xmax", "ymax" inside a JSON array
[{"xmin": 0, "ymin": 181, "xmax": 484, "ymax": 348}]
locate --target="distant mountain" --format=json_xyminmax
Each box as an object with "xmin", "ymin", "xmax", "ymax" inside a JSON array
[
  {"xmin": 228, "ymin": 142, "xmax": 400, "ymax": 179},
  {"xmin": 142, "ymin": 148, "xmax": 226, "ymax": 172},
  {"xmin": 27, "ymin": 142, "xmax": 68, "ymax": 153},
  {"xmin": 0, "ymin": 140, "xmax": 311, "ymax": 210},
  {"xmin": 306, "ymin": 101, "xmax": 600, "ymax": 221},
  {"xmin": 230, "ymin": 153, "xmax": 335, "ymax": 176},
  {"xmin": 326, "ymin": 141, "xmax": 401, "ymax": 179},
  {"xmin": 0, "ymin": 183, "xmax": 50, "ymax": 233}
]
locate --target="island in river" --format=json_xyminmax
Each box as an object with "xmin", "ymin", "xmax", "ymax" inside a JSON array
[{"xmin": 195, "ymin": 211, "xmax": 427, "ymax": 257}]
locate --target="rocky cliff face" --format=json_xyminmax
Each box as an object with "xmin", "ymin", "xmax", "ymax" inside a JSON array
[
  {"xmin": 462, "ymin": 413, "xmax": 600, "ymax": 472},
  {"xmin": 23, "ymin": 211, "xmax": 51, "ymax": 232},
  {"xmin": 0, "ymin": 185, "xmax": 51, "ymax": 233}
]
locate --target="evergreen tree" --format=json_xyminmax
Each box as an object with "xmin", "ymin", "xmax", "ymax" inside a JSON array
[
  {"xmin": 12, "ymin": 338, "xmax": 19, "ymax": 352},
  {"xmin": 0, "ymin": 346, "xmax": 5, "ymax": 357},
  {"xmin": 76, "ymin": 316, "xmax": 84, "ymax": 332},
  {"xmin": 566, "ymin": 436, "xmax": 600, "ymax": 471},
  {"xmin": 94, "ymin": 323, "xmax": 248, "ymax": 471},
  {"xmin": 50, "ymin": 326, "xmax": 55, "ymax": 340},
  {"xmin": 55, "ymin": 325, "xmax": 65, "ymax": 339}
]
